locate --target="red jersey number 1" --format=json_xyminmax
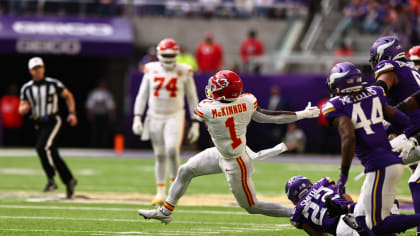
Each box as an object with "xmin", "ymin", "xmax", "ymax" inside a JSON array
[{"xmin": 225, "ymin": 117, "xmax": 242, "ymax": 149}]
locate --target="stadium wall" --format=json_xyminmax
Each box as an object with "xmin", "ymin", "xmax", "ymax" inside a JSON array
[{"xmin": 132, "ymin": 17, "xmax": 290, "ymax": 69}]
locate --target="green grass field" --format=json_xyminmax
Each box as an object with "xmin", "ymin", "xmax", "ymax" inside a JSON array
[{"xmin": 0, "ymin": 155, "xmax": 417, "ymax": 235}]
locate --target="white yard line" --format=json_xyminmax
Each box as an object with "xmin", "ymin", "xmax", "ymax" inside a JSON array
[
  {"xmin": 0, "ymin": 215, "xmax": 291, "ymax": 227},
  {"xmin": 0, "ymin": 228, "xmax": 217, "ymax": 235},
  {"xmin": 0, "ymin": 204, "xmax": 248, "ymax": 215}
]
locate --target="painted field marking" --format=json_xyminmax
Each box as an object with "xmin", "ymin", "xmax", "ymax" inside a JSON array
[
  {"xmin": 0, "ymin": 215, "xmax": 291, "ymax": 227},
  {"xmin": 0, "ymin": 228, "xmax": 216, "ymax": 236},
  {"xmin": 0, "ymin": 204, "xmax": 248, "ymax": 215},
  {"xmin": 0, "ymin": 168, "xmax": 96, "ymax": 176}
]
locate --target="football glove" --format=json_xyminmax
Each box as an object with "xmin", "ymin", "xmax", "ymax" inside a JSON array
[
  {"xmin": 296, "ymin": 102, "xmax": 320, "ymax": 120},
  {"xmin": 132, "ymin": 116, "xmax": 143, "ymax": 136},
  {"xmin": 326, "ymin": 196, "xmax": 349, "ymax": 218},
  {"xmin": 391, "ymin": 134, "xmax": 417, "ymax": 159},
  {"xmin": 188, "ymin": 122, "xmax": 200, "ymax": 143}
]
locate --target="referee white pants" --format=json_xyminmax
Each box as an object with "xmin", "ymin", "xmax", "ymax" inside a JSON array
[{"xmin": 165, "ymin": 147, "xmax": 292, "ymax": 217}]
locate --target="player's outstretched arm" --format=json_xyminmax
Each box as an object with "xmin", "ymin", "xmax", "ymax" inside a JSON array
[
  {"xmin": 333, "ymin": 116, "xmax": 356, "ymax": 196},
  {"xmin": 252, "ymin": 102, "xmax": 320, "ymax": 124},
  {"xmin": 396, "ymin": 90, "xmax": 420, "ymax": 114},
  {"xmin": 383, "ymin": 104, "xmax": 410, "ymax": 130},
  {"xmin": 385, "ymin": 104, "xmax": 414, "ymax": 159}
]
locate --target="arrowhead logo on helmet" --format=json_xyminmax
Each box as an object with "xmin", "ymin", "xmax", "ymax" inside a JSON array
[{"xmin": 205, "ymin": 70, "xmax": 243, "ymax": 101}]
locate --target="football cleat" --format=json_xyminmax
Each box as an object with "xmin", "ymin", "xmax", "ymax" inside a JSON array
[
  {"xmin": 138, "ymin": 208, "xmax": 172, "ymax": 224},
  {"xmin": 66, "ymin": 179, "xmax": 77, "ymax": 199},
  {"xmin": 343, "ymin": 214, "xmax": 363, "ymax": 232},
  {"xmin": 43, "ymin": 180, "xmax": 58, "ymax": 192}
]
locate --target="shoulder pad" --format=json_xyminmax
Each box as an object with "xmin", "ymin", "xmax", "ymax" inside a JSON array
[
  {"xmin": 196, "ymin": 99, "xmax": 215, "ymax": 120},
  {"xmin": 239, "ymin": 93, "xmax": 258, "ymax": 109},
  {"xmin": 177, "ymin": 63, "xmax": 193, "ymax": 73},
  {"xmin": 375, "ymin": 60, "xmax": 397, "ymax": 78},
  {"xmin": 321, "ymin": 101, "xmax": 336, "ymax": 116}
]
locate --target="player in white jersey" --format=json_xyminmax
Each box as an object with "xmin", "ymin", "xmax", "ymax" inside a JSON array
[
  {"xmin": 138, "ymin": 70, "xmax": 320, "ymax": 223},
  {"xmin": 132, "ymin": 38, "xmax": 200, "ymax": 205}
]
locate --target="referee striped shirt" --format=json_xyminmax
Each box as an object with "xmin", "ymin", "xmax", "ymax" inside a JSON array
[{"xmin": 20, "ymin": 77, "xmax": 66, "ymax": 119}]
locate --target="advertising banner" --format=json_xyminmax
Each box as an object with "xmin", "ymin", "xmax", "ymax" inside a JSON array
[{"xmin": 0, "ymin": 16, "xmax": 133, "ymax": 56}]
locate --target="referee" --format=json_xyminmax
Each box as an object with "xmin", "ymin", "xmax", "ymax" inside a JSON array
[{"xmin": 19, "ymin": 57, "xmax": 78, "ymax": 199}]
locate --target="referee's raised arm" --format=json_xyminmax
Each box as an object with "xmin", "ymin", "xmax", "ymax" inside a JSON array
[{"xmin": 19, "ymin": 57, "xmax": 78, "ymax": 199}]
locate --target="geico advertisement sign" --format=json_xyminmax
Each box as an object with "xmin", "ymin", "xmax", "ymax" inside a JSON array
[
  {"xmin": 12, "ymin": 21, "xmax": 113, "ymax": 37},
  {"xmin": 16, "ymin": 39, "xmax": 81, "ymax": 54}
]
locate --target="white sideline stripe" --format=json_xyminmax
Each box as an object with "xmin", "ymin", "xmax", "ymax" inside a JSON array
[
  {"xmin": 0, "ymin": 228, "xmax": 216, "ymax": 235},
  {"xmin": 0, "ymin": 204, "xmax": 248, "ymax": 215},
  {"xmin": 0, "ymin": 215, "xmax": 291, "ymax": 227}
]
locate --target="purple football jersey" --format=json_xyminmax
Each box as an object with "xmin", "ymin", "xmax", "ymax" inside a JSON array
[
  {"xmin": 322, "ymin": 86, "xmax": 402, "ymax": 172},
  {"xmin": 290, "ymin": 177, "xmax": 350, "ymax": 234},
  {"xmin": 375, "ymin": 60, "xmax": 420, "ymax": 136}
]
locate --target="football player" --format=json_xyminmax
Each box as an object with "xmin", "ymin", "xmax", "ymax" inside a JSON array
[
  {"xmin": 408, "ymin": 45, "xmax": 420, "ymax": 70},
  {"xmin": 370, "ymin": 37, "xmax": 420, "ymax": 233},
  {"xmin": 286, "ymin": 176, "xmax": 366, "ymax": 236},
  {"xmin": 137, "ymin": 70, "xmax": 320, "ymax": 223},
  {"xmin": 132, "ymin": 38, "xmax": 200, "ymax": 205},
  {"xmin": 322, "ymin": 62, "xmax": 420, "ymax": 235}
]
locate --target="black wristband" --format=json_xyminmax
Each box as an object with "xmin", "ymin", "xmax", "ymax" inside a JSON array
[
  {"xmin": 374, "ymin": 80, "xmax": 389, "ymax": 93},
  {"xmin": 340, "ymin": 166, "xmax": 350, "ymax": 176},
  {"xmin": 69, "ymin": 111, "xmax": 76, "ymax": 115}
]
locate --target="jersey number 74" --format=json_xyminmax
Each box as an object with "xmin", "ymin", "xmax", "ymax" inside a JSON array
[{"xmin": 154, "ymin": 77, "xmax": 178, "ymax": 97}]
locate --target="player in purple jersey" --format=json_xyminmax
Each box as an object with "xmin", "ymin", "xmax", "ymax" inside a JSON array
[
  {"xmin": 370, "ymin": 36, "xmax": 420, "ymax": 233},
  {"xmin": 322, "ymin": 62, "xmax": 420, "ymax": 235},
  {"xmin": 286, "ymin": 176, "xmax": 360, "ymax": 236}
]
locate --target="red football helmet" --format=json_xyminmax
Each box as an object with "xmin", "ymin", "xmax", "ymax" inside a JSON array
[
  {"xmin": 408, "ymin": 45, "xmax": 420, "ymax": 70},
  {"xmin": 206, "ymin": 70, "xmax": 243, "ymax": 101},
  {"xmin": 408, "ymin": 46, "xmax": 420, "ymax": 61},
  {"xmin": 156, "ymin": 38, "xmax": 179, "ymax": 70}
]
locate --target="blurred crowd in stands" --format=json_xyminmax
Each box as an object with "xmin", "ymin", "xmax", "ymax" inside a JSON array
[
  {"xmin": 0, "ymin": 0, "xmax": 309, "ymax": 19},
  {"xmin": 139, "ymin": 29, "xmax": 265, "ymax": 73},
  {"xmin": 337, "ymin": 0, "xmax": 420, "ymax": 48}
]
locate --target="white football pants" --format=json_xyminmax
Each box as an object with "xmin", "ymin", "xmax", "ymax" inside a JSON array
[
  {"xmin": 148, "ymin": 111, "xmax": 185, "ymax": 188},
  {"xmin": 164, "ymin": 147, "xmax": 293, "ymax": 217}
]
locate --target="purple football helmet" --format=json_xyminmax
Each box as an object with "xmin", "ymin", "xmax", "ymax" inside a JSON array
[
  {"xmin": 369, "ymin": 36, "xmax": 405, "ymax": 69},
  {"xmin": 285, "ymin": 176, "xmax": 313, "ymax": 205},
  {"xmin": 327, "ymin": 62, "xmax": 363, "ymax": 96}
]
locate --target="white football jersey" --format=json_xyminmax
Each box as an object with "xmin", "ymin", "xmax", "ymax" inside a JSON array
[
  {"xmin": 134, "ymin": 62, "xmax": 198, "ymax": 119},
  {"xmin": 195, "ymin": 93, "xmax": 258, "ymax": 159}
]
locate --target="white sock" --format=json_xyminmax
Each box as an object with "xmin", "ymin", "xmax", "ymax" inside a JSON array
[{"xmin": 156, "ymin": 185, "xmax": 166, "ymax": 197}]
